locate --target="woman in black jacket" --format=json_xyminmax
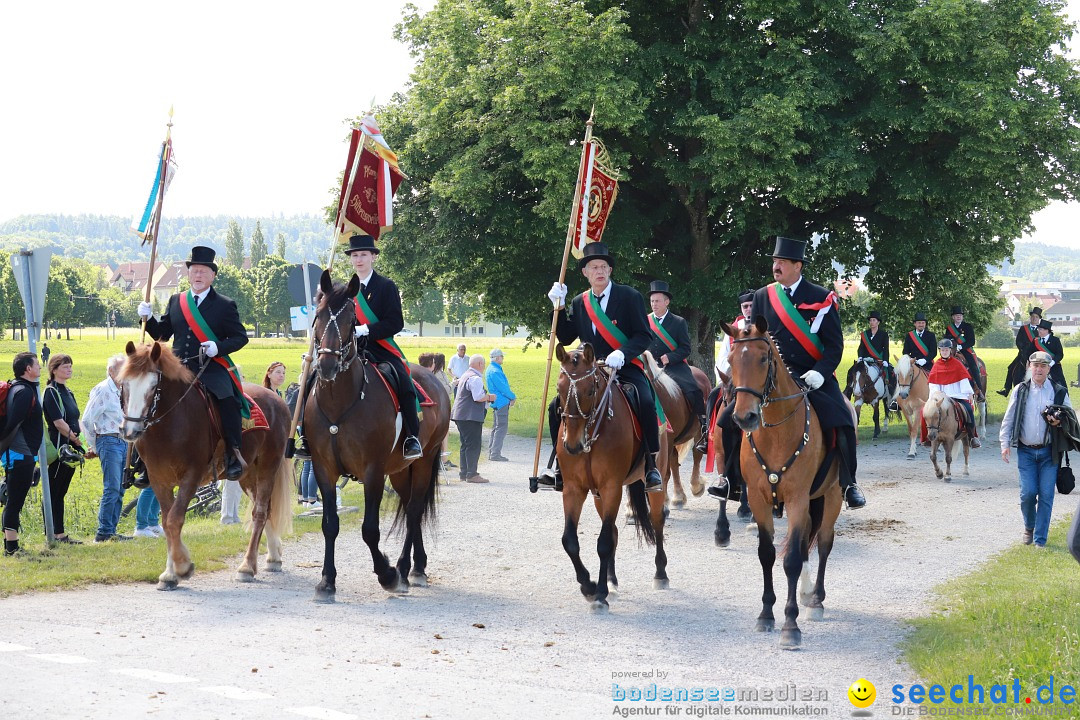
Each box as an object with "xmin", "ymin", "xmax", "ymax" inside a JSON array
[
  {"xmin": 2, "ymin": 352, "xmax": 44, "ymax": 556},
  {"xmin": 42, "ymin": 353, "xmax": 84, "ymax": 544}
]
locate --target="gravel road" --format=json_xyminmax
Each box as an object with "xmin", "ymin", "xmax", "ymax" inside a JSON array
[{"xmin": 1, "ymin": 426, "xmax": 1076, "ymax": 719}]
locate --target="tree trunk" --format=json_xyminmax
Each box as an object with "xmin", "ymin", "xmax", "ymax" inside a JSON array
[{"xmin": 419, "ymin": 320, "xmax": 424, "ymax": 337}]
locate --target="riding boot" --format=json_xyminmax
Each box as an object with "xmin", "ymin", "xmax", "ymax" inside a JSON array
[
  {"xmin": 836, "ymin": 429, "xmax": 866, "ymax": 509},
  {"xmin": 644, "ymin": 453, "xmax": 663, "ymax": 493},
  {"xmin": 399, "ymin": 381, "xmax": 423, "ymax": 460},
  {"xmin": 694, "ymin": 414, "xmax": 709, "ymax": 454},
  {"xmin": 225, "ymin": 447, "xmax": 244, "ymax": 481},
  {"xmin": 217, "ymin": 396, "xmax": 245, "ymax": 481},
  {"xmin": 293, "ymin": 427, "xmax": 312, "ymax": 460},
  {"xmin": 127, "ymin": 446, "xmax": 149, "ymax": 489},
  {"xmin": 965, "ymin": 405, "xmax": 982, "ymax": 447}
]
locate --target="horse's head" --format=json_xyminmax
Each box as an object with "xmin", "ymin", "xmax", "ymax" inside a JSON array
[
  {"xmin": 555, "ymin": 343, "xmax": 606, "ymax": 455},
  {"xmin": 119, "ymin": 341, "xmax": 192, "ymax": 440},
  {"xmin": 895, "ymin": 355, "xmax": 913, "ymax": 399},
  {"xmin": 720, "ymin": 316, "xmax": 775, "ymax": 432},
  {"xmin": 313, "ymin": 270, "xmax": 361, "ymax": 381},
  {"xmin": 924, "ymin": 391, "xmax": 948, "ymax": 442}
]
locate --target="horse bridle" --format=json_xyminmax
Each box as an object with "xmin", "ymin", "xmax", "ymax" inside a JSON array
[
  {"xmin": 122, "ymin": 353, "xmax": 213, "ymax": 431},
  {"xmin": 897, "ymin": 362, "xmax": 925, "ymax": 396},
  {"xmin": 559, "ymin": 362, "xmax": 614, "ymax": 453},
  {"xmin": 313, "ymin": 301, "xmax": 359, "ymax": 378},
  {"xmin": 729, "ymin": 336, "xmax": 808, "ymax": 423}
]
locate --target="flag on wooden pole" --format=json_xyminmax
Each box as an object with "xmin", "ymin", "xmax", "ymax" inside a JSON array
[
  {"xmin": 131, "ymin": 136, "xmax": 177, "ymax": 243},
  {"xmin": 336, "ymin": 114, "xmax": 406, "ymax": 240},
  {"xmin": 569, "ymin": 137, "xmax": 619, "ymax": 259}
]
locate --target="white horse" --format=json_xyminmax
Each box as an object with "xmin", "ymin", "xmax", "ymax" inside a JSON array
[{"xmin": 845, "ymin": 358, "xmax": 895, "ymax": 439}]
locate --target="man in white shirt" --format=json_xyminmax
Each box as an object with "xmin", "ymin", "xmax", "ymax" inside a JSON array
[
  {"xmin": 82, "ymin": 355, "xmax": 138, "ymax": 540},
  {"xmin": 448, "ymin": 344, "xmax": 470, "ymax": 396}
]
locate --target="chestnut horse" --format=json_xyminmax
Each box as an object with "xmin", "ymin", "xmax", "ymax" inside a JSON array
[
  {"xmin": 646, "ymin": 353, "xmax": 712, "ymax": 507},
  {"xmin": 720, "ymin": 317, "xmax": 844, "ymax": 649},
  {"xmin": 306, "ymin": 271, "xmax": 450, "ymax": 603},
  {"xmin": 923, "ymin": 391, "xmax": 970, "ymax": 481},
  {"xmin": 708, "ymin": 370, "xmax": 753, "ymax": 548},
  {"xmin": 554, "ymin": 344, "xmax": 666, "ymax": 612},
  {"xmin": 894, "ymin": 355, "xmax": 930, "ymax": 459},
  {"xmin": 120, "ymin": 342, "xmax": 293, "ymax": 590}
]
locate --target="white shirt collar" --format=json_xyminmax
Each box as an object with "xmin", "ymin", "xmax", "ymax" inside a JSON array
[
  {"xmin": 193, "ymin": 287, "xmax": 211, "ymax": 303},
  {"xmin": 654, "ymin": 312, "xmax": 668, "ymax": 322},
  {"xmin": 357, "ymin": 270, "xmax": 374, "ymax": 287},
  {"xmin": 785, "ymin": 277, "xmax": 803, "ymax": 295},
  {"xmin": 591, "ymin": 280, "xmax": 612, "ymax": 300}
]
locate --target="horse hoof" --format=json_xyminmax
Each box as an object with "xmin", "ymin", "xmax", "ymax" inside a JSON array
[
  {"xmin": 157, "ymin": 579, "xmax": 178, "ymax": 591},
  {"xmin": 266, "ymin": 561, "xmax": 283, "ymax": 573},
  {"xmin": 944, "ymin": 476, "xmax": 951, "ymax": 482},
  {"xmin": 714, "ymin": 533, "xmax": 730, "ymax": 548},
  {"xmin": 737, "ymin": 507, "xmax": 753, "ymax": 521},
  {"xmin": 590, "ymin": 599, "xmax": 609, "ymax": 613},
  {"xmin": 378, "ymin": 569, "xmax": 402, "ymax": 593},
  {"xmin": 690, "ymin": 481, "xmax": 705, "ymax": 497},
  {"xmin": 236, "ymin": 570, "xmax": 255, "ymax": 583},
  {"xmin": 408, "ymin": 572, "xmax": 429, "ymax": 588},
  {"xmin": 907, "ymin": 453, "xmax": 915, "ymax": 460},
  {"xmin": 673, "ymin": 498, "xmax": 686, "ymax": 509},
  {"xmin": 755, "ymin": 618, "xmax": 774, "ymax": 633},
  {"xmin": 780, "ymin": 628, "xmax": 802, "ymax": 649},
  {"xmin": 653, "ymin": 577, "xmax": 669, "ymax": 590},
  {"xmin": 313, "ymin": 590, "xmax": 336, "ymax": 604},
  {"xmin": 806, "ymin": 605, "xmax": 824, "ymax": 621},
  {"xmin": 177, "ymin": 564, "xmax": 195, "ymax": 580},
  {"xmin": 745, "ymin": 523, "xmax": 759, "ymax": 537}
]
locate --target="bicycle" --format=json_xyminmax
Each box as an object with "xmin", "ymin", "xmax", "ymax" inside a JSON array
[{"xmin": 119, "ymin": 480, "xmax": 222, "ymax": 520}]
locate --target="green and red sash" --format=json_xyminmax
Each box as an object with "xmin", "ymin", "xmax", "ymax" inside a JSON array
[
  {"xmin": 946, "ymin": 324, "xmax": 963, "ymax": 344},
  {"xmin": 860, "ymin": 331, "xmax": 883, "ymax": 362},
  {"xmin": 178, "ymin": 291, "xmax": 251, "ymax": 419},
  {"xmin": 907, "ymin": 331, "xmax": 929, "ymax": 356},
  {"xmin": 1022, "ymin": 325, "xmax": 1036, "ymax": 344},
  {"xmin": 648, "ymin": 314, "xmax": 677, "ymax": 352},
  {"xmin": 766, "ymin": 283, "xmax": 824, "ymax": 361},
  {"xmin": 1033, "ymin": 337, "xmax": 1056, "ymax": 358},
  {"xmin": 354, "ymin": 294, "xmax": 420, "ymax": 413}
]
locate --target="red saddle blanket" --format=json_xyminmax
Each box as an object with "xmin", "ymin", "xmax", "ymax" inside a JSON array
[
  {"xmin": 372, "ymin": 368, "xmax": 436, "ymax": 413},
  {"xmin": 198, "ymin": 387, "xmax": 269, "ymax": 433}
]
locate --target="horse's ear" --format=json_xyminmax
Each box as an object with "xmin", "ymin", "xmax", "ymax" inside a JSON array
[
  {"xmin": 555, "ymin": 344, "xmax": 568, "ymax": 363},
  {"xmin": 719, "ymin": 320, "xmax": 734, "ymax": 338},
  {"xmin": 150, "ymin": 342, "xmax": 162, "ymax": 362},
  {"xmin": 718, "ymin": 370, "xmax": 731, "ymax": 386},
  {"xmin": 582, "ymin": 343, "xmax": 594, "ymax": 365},
  {"xmin": 125, "ymin": 341, "xmax": 136, "ymax": 356},
  {"xmin": 892, "ymin": 354, "xmax": 899, "ymax": 363},
  {"xmin": 753, "ymin": 315, "xmax": 768, "ymax": 335},
  {"xmin": 320, "ymin": 269, "xmax": 333, "ymax": 295},
  {"xmin": 347, "ymin": 273, "xmax": 361, "ymax": 298}
]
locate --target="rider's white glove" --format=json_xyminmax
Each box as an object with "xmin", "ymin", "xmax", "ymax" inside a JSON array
[
  {"xmin": 547, "ymin": 282, "xmax": 568, "ymax": 309},
  {"xmin": 801, "ymin": 369, "xmax": 824, "ymax": 390},
  {"xmin": 882, "ymin": 361, "xmax": 890, "ymax": 368},
  {"xmin": 916, "ymin": 358, "xmax": 927, "ymax": 367},
  {"xmin": 137, "ymin": 301, "xmax": 153, "ymax": 320},
  {"xmin": 606, "ymin": 350, "xmax": 626, "ymax": 370},
  {"xmin": 354, "ymin": 324, "xmax": 370, "ymax": 337},
  {"xmin": 200, "ymin": 340, "xmax": 218, "ymax": 358}
]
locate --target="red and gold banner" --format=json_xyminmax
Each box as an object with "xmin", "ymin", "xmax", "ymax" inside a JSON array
[
  {"xmin": 569, "ymin": 138, "xmax": 619, "ymax": 258},
  {"xmin": 336, "ymin": 116, "xmax": 406, "ymax": 240}
]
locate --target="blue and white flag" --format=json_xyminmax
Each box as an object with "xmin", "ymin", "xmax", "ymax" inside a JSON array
[{"xmin": 131, "ymin": 137, "xmax": 177, "ymax": 241}]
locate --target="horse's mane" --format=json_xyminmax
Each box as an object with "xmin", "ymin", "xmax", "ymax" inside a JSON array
[
  {"xmin": 642, "ymin": 351, "xmax": 680, "ymax": 397},
  {"xmin": 896, "ymin": 354, "xmax": 911, "ymax": 377},
  {"xmin": 120, "ymin": 343, "xmax": 194, "ymax": 384}
]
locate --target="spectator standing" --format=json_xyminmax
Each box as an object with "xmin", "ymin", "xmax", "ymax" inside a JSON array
[
  {"xmin": 2, "ymin": 353, "xmax": 43, "ymax": 556},
  {"xmin": 263, "ymin": 362, "xmax": 286, "ymax": 396},
  {"xmin": 1000, "ymin": 351, "xmax": 1072, "ymax": 548},
  {"xmin": 433, "ymin": 353, "xmax": 455, "ymax": 471},
  {"xmin": 40, "ymin": 343, "xmax": 50, "ymax": 365},
  {"xmin": 82, "ymin": 355, "xmax": 137, "ymax": 541},
  {"xmin": 485, "ymin": 348, "xmax": 516, "ymax": 461},
  {"xmin": 448, "ymin": 344, "xmax": 469, "ymax": 396},
  {"xmin": 451, "ymin": 354, "xmax": 494, "ymax": 483},
  {"xmin": 42, "ymin": 354, "xmax": 88, "ymax": 544}
]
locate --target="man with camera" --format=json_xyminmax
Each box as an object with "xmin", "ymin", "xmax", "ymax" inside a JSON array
[{"xmin": 999, "ymin": 351, "xmax": 1071, "ymax": 549}]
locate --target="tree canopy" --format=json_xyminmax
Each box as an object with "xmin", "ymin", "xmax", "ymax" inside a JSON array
[{"xmin": 377, "ymin": 0, "xmax": 1080, "ymax": 368}]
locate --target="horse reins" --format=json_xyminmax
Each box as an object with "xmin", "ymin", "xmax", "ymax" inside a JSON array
[
  {"xmin": 313, "ymin": 300, "xmax": 359, "ymax": 377},
  {"xmin": 559, "ymin": 362, "xmax": 614, "ymax": 453},
  {"xmin": 122, "ymin": 351, "xmax": 214, "ymax": 431}
]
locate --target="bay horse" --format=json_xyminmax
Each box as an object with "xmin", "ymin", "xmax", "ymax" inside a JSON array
[
  {"xmin": 645, "ymin": 352, "xmax": 712, "ymax": 507},
  {"xmin": 120, "ymin": 341, "xmax": 293, "ymax": 590},
  {"xmin": 306, "ymin": 271, "xmax": 450, "ymax": 603},
  {"xmin": 554, "ymin": 343, "xmax": 667, "ymax": 612},
  {"xmin": 843, "ymin": 359, "xmax": 893, "ymax": 439},
  {"xmin": 923, "ymin": 391, "xmax": 970, "ymax": 481},
  {"xmin": 708, "ymin": 370, "xmax": 753, "ymax": 548},
  {"xmin": 894, "ymin": 355, "xmax": 930, "ymax": 459},
  {"xmin": 720, "ymin": 317, "xmax": 844, "ymax": 649}
]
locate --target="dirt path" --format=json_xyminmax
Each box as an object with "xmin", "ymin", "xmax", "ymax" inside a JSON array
[{"xmin": 1, "ymin": 426, "xmax": 1075, "ymax": 719}]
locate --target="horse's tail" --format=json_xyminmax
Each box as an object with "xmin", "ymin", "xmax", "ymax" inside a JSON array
[
  {"xmin": 267, "ymin": 455, "xmax": 294, "ymax": 538},
  {"xmin": 626, "ymin": 480, "xmax": 657, "ymax": 546},
  {"xmin": 390, "ymin": 456, "xmax": 440, "ymax": 534}
]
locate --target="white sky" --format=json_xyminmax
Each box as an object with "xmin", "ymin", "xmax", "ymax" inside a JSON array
[{"xmin": 0, "ymin": 0, "xmax": 1078, "ymax": 249}]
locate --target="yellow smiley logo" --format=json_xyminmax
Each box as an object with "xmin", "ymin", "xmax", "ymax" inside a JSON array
[{"xmin": 847, "ymin": 678, "xmax": 876, "ymax": 708}]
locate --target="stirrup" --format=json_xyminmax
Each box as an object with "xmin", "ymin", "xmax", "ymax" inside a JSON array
[
  {"xmin": 403, "ymin": 435, "xmax": 423, "ymax": 460},
  {"xmin": 293, "ymin": 436, "xmax": 311, "ymax": 460}
]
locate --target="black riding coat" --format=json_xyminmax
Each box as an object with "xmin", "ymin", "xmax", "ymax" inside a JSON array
[
  {"xmin": 856, "ymin": 329, "xmax": 890, "ymax": 363},
  {"xmin": 646, "ymin": 311, "xmax": 700, "ymax": 401},
  {"xmin": 355, "ymin": 271, "xmax": 407, "ymax": 366},
  {"xmin": 902, "ymin": 329, "xmax": 938, "ymax": 364},
  {"xmin": 944, "ymin": 321, "xmax": 976, "ymax": 355},
  {"xmin": 144, "ymin": 288, "xmax": 249, "ymax": 401}
]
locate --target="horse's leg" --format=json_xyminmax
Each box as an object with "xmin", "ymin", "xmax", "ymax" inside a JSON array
[
  {"xmin": 154, "ymin": 483, "xmax": 179, "ymax": 590},
  {"xmin": 963, "ymin": 438, "xmax": 970, "ymax": 477},
  {"xmin": 929, "ymin": 440, "xmax": 943, "ymax": 479},
  {"xmin": 748, "ymin": 489, "xmax": 777, "ymax": 632},
  {"xmin": 779, "ymin": 499, "xmax": 809, "ymax": 649},
  {"xmin": 807, "ymin": 479, "xmax": 843, "ymax": 621},
  {"xmin": 237, "ymin": 462, "xmax": 271, "ymax": 582},
  {"xmin": 906, "ymin": 406, "xmax": 918, "ymax": 459},
  {"xmin": 648, "ymin": 484, "xmax": 669, "ymax": 590},
  {"xmin": 737, "ymin": 480, "xmax": 752, "ymax": 521},
  {"xmin": 690, "ymin": 448, "xmax": 705, "ymax": 497},
  {"xmin": 944, "ymin": 439, "xmax": 953, "ymax": 482},
  {"xmin": 159, "ymin": 476, "xmax": 198, "ymax": 590},
  {"xmin": 670, "ymin": 449, "xmax": 687, "ymax": 508},
  {"xmin": 561, "ymin": 482, "xmax": 595, "ymax": 601},
  {"xmin": 360, "ymin": 466, "xmax": 403, "ymax": 593},
  {"xmin": 313, "ymin": 463, "xmax": 340, "ymax": 603},
  {"xmin": 871, "ymin": 402, "xmax": 880, "ymax": 440},
  {"xmin": 407, "ymin": 458, "xmax": 438, "ymax": 587},
  {"xmin": 800, "ymin": 496, "xmax": 824, "ymax": 607},
  {"xmin": 714, "ymin": 499, "xmax": 731, "ymax": 547}
]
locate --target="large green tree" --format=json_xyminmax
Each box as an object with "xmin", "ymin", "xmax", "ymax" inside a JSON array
[
  {"xmin": 377, "ymin": 0, "xmax": 1080, "ymax": 369},
  {"xmin": 252, "ymin": 256, "xmax": 293, "ymax": 336},
  {"xmin": 404, "ymin": 287, "xmax": 445, "ymax": 336},
  {"xmin": 225, "ymin": 220, "xmax": 245, "ymax": 268},
  {"xmin": 250, "ymin": 221, "xmax": 268, "ymax": 266}
]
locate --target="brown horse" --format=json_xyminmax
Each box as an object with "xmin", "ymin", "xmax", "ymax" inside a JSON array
[
  {"xmin": 923, "ymin": 391, "xmax": 970, "ymax": 481},
  {"xmin": 306, "ymin": 271, "xmax": 450, "ymax": 603},
  {"xmin": 645, "ymin": 352, "xmax": 712, "ymax": 507},
  {"xmin": 720, "ymin": 317, "xmax": 844, "ymax": 649},
  {"xmin": 554, "ymin": 344, "xmax": 666, "ymax": 612},
  {"xmin": 120, "ymin": 341, "xmax": 293, "ymax": 590},
  {"xmin": 894, "ymin": 355, "xmax": 930, "ymax": 459}
]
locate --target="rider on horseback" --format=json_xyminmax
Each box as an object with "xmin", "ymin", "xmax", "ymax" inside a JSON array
[
  {"xmin": 138, "ymin": 246, "xmax": 249, "ymax": 480},
  {"xmin": 540, "ymin": 242, "xmax": 664, "ymax": 493},
  {"xmin": 645, "ymin": 281, "xmax": 709, "ymax": 454},
  {"xmin": 925, "ymin": 338, "xmax": 981, "ymax": 448},
  {"xmin": 709, "ymin": 236, "xmax": 867, "ymax": 509},
  {"xmin": 295, "ymin": 234, "xmax": 423, "ymax": 461},
  {"xmin": 902, "ymin": 312, "xmax": 937, "ymax": 369},
  {"xmin": 703, "ymin": 289, "xmax": 754, "ymax": 479},
  {"xmin": 846, "ymin": 310, "xmax": 896, "ymax": 407},
  {"xmin": 945, "ymin": 306, "xmax": 982, "ymax": 393},
  {"xmin": 999, "ymin": 308, "xmax": 1042, "ymax": 397}
]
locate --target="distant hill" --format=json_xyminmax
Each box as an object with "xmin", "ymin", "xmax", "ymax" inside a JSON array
[
  {"xmin": 993, "ymin": 242, "xmax": 1080, "ymax": 282},
  {"xmin": 0, "ymin": 214, "xmax": 331, "ymax": 265}
]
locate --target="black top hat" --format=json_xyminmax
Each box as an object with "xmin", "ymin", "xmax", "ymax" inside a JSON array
[
  {"xmin": 738, "ymin": 289, "xmax": 755, "ymax": 304},
  {"xmin": 1030, "ymin": 307, "xmax": 1043, "ymax": 317},
  {"xmin": 345, "ymin": 234, "xmax": 379, "ymax": 255},
  {"xmin": 950, "ymin": 306, "xmax": 964, "ymax": 315},
  {"xmin": 1038, "ymin": 319, "xmax": 1053, "ymax": 330},
  {"xmin": 868, "ymin": 310, "xmax": 881, "ymax": 321},
  {"xmin": 578, "ymin": 242, "xmax": 615, "ymax": 270},
  {"xmin": 771, "ymin": 236, "xmax": 807, "ymax": 263},
  {"xmin": 185, "ymin": 246, "xmax": 218, "ymax": 273},
  {"xmin": 648, "ymin": 280, "xmax": 672, "ymax": 300},
  {"xmin": 913, "ymin": 312, "xmax": 927, "ymax": 322}
]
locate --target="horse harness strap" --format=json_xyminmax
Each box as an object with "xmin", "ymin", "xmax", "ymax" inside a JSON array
[
  {"xmin": 559, "ymin": 364, "xmax": 615, "ymax": 453},
  {"xmin": 122, "ymin": 353, "xmax": 214, "ymax": 431},
  {"xmin": 746, "ymin": 394, "xmax": 811, "ymax": 518}
]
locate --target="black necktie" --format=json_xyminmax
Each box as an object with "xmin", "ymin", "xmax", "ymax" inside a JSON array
[
  {"xmin": 195, "ymin": 295, "xmax": 202, "ymax": 307},
  {"xmin": 361, "ymin": 283, "xmax": 368, "ymax": 295},
  {"xmin": 593, "ymin": 293, "xmax": 604, "ymax": 303},
  {"xmin": 785, "ymin": 287, "xmax": 793, "ymax": 298}
]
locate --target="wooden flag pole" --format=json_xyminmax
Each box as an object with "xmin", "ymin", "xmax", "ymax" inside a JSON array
[
  {"xmin": 141, "ymin": 106, "xmax": 173, "ymax": 344},
  {"xmin": 529, "ymin": 107, "xmax": 595, "ymax": 490}
]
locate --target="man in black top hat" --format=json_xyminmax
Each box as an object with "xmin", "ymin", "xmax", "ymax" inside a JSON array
[
  {"xmin": 711, "ymin": 236, "xmax": 866, "ymax": 509},
  {"xmin": 1033, "ymin": 319, "xmax": 1067, "ymax": 387},
  {"xmin": 138, "ymin": 246, "xmax": 249, "ymax": 480},
  {"xmin": 645, "ymin": 280, "xmax": 708, "ymax": 453},
  {"xmin": 945, "ymin": 306, "xmax": 981, "ymax": 390},
  {"xmin": 1000, "ymin": 308, "xmax": 1043, "ymax": 397},
  {"xmin": 846, "ymin": 310, "xmax": 896, "ymax": 402},
  {"xmin": 296, "ymin": 234, "xmax": 422, "ymax": 460},
  {"xmin": 902, "ymin": 312, "xmax": 937, "ymax": 368},
  {"xmin": 541, "ymin": 241, "xmax": 663, "ymax": 492}
]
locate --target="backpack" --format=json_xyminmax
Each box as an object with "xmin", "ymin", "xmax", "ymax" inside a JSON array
[{"xmin": 0, "ymin": 380, "xmax": 35, "ymax": 424}]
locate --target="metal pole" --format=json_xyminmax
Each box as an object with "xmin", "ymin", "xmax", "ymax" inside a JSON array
[{"xmin": 302, "ymin": 252, "xmax": 314, "ymax": 345}]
